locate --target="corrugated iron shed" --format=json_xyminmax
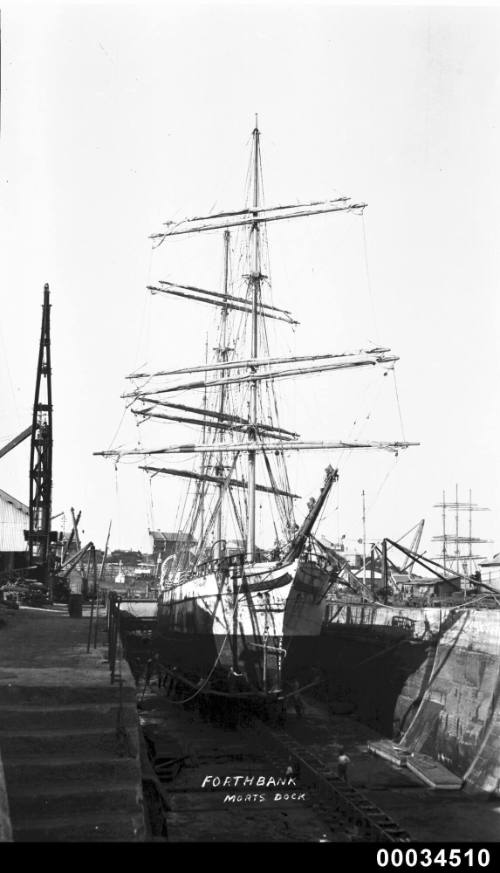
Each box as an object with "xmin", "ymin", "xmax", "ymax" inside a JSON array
[{"xmin": 0, "ymin": 488, "xmax": 28, "ymax": 553}]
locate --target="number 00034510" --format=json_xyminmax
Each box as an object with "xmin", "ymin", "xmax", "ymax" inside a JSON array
[{"xmin": 376, "ymin": 849, "xmax": 490, "ymax": 868}]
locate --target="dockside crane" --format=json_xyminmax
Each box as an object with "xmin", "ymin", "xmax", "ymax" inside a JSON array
[{"xmin": 24, "ymin": 284, "xmax": 55, "ymax": 586}]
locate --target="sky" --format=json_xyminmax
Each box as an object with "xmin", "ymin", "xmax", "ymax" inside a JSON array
[{"xmin": 1, "ymin": 1, "xmax": 499, "ymax": 562}]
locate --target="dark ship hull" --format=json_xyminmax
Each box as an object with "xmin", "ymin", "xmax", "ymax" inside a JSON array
[{"xmin": 319, "ymin": 600, "xmax": 500, "ymax": 793}]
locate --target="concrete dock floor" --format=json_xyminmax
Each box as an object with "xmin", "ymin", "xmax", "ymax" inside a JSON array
[
  {"xmin": 135, "ymin": 685, "xmax": 500, "ymax": 842},
  {"xmin": 286, "ymin": 697, "xmax": 500, "ymax": 842}
]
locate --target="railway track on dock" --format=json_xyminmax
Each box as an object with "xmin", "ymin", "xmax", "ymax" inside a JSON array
[
  {"xmin": 248, "ymin": 720, "xmax": 411, "ymax": 843},
  {"xmin": 138, "ymin": 686, "xmax": 412, "ymax": 843}
]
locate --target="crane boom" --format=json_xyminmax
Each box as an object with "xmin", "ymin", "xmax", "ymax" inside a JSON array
[{"xmin": 0, "ymin": 426, "xmax": 32, "ymax": 460}]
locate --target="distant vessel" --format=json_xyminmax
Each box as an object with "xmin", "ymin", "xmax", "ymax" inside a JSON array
[{"xmin": 97, "ymin": 120, "xmax": 414, "ymax": 698}]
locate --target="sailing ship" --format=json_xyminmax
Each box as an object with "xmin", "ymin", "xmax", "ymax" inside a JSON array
[{"xmin": 97, "ymin": 119, "xmax": 415, "ymax": 698}]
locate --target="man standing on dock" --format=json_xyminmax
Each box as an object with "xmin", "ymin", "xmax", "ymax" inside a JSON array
[
  {"xmin": 337, "ymin": 748, "xmax": 351, "ymax": 782},
  {"xmin": 291, "ymin": 680, "xmax": 305, "ymax": 719}
]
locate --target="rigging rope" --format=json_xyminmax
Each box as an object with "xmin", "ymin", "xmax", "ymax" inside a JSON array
[
  {"xmin": 153, "ymin": 634, "xmax": 230, "ymax": 705},
  {"xmin": 392, "ymin": 367, "xmax": 407, "ymax": 442},
  {"xmin": 367, "ymin": 455, "xmax": 399, "ymax": 515}
]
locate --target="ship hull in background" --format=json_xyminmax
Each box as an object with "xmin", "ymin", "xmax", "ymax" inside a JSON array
[{"xmin": 321, "ymin": 601, "xmax": 500, "ymax": 793}]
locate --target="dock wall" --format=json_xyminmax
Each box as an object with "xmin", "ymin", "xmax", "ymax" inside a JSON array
[
  {"xmin": 398, "ymin": 609, "xmax": 500, "ymax": 793},
  {"xmin": 0, "ymin": 750, "xmax": 12, "ymax": 842},
  {"xmin": 324, "ymin": 605, "xmax": 500, "ymax": 793}
]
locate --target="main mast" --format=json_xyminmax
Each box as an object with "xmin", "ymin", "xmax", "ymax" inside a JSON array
[
  {"xmin": 215, "ymin": 229, "xmax": 231, "ymax": 557},
  {"xmin": 247, "ymin": 116, "xmax": 261, "ymax": 562}
]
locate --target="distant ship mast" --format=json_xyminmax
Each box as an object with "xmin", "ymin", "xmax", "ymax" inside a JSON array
[{"xmin": 433, "ymin": 486, "xmax": 491, "ymax": 578}]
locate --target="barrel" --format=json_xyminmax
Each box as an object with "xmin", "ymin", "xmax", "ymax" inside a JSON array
[{"xmin": 68, "ymin": 593, "xmax": 83, "ymax": 618}]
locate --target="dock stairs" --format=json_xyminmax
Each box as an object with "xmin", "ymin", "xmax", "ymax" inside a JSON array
[{"xmin": 0, "ymin": 609, "xmax": 146, "ymax": 842}]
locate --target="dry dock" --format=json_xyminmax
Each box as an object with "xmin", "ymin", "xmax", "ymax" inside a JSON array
[
  {"xmin": 137, "ymin": 680, "xmax": 500, "ymax": 843},
  {"xmin": 2, "ymin": 601, "xmax": 500, "ymax": 844},
  {"xmin": 0, "ymin": 604, "xmax": 145, "ymax": 842}
]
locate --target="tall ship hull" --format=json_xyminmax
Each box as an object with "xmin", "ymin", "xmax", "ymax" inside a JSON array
[{"xmin": 156, "ymin": 555, "xmax": 331, "ymax": 691}]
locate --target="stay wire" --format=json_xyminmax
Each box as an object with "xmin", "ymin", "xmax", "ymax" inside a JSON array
[{"xmin": 392, "ymin": 367, "xmax": 407, "ymax": 442}]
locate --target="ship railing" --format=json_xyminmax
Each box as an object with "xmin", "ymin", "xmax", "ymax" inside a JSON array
[
  {"xmin": 194, "ymin": 553, "xmax": 246, "ymax": 577},
  {"xmin": 194, "ymin": 550, "xmax": 283, "ymax": 578}
]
